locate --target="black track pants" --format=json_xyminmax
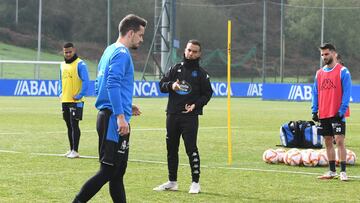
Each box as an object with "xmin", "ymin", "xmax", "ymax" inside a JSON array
[
  {"xmin": 62, "ymin": 103, "xmax": 81, "ymax": 152},
  {"xmin": 166, "ymin": 114, "xmax": 200, "ymax": 183}
]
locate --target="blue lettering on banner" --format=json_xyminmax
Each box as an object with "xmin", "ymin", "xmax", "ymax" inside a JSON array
[
  {"xmin": 210, "ymin": 82, "xmax": 262, "ymax": 97},
  {"xmin": 0, "ymin": 80, "xmax": 261, "ymax": 97},
  {"xmin": 263, "ymin": 83, "xmax": 312, "ymax": 101},
  {"xmin": 13, "ymin": 80, "xmax": 58, "ymax": 96},
  {"xmin": 247, "ymin": 83, "xmax": 262, "ymax": 96},
  {"xmin": 211, "ymin": 82, "xmax": 231, "ymax": 96},
  {"xmin": 1, "ymin": 79, "xmax": 359, "ymax": 103},
  {"xmin": 263, "ymin": 83, "xmax": 359, "ymax": 102},
  {"xmin": 287, "ymin": 85, "xmax": 312, "ymax": 100},
  {"xmin": 232, "ymin": 83, "xmax": 262, "ymax": 97},
  {"xmin": 133, "ymin": 81, "xmax": 166, "ymax": 97},
  {"xmin": 0, "ymin": 79, "xmax": 58, "ymax": 96}
]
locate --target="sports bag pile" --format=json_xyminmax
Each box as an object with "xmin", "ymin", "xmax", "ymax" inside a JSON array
[{"xmin": 280, "ymin": 120, "xmax": 323, "ymax": 148}]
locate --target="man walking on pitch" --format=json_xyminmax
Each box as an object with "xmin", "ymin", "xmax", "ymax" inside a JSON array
[
  {"xmin": 154, "ymin": 40, "xmax": 213, "ymax": 194},
  {"xmin": 312, "ymin": 43, "xmax": 352, "ymax": 181},
  {"xmin": 72, "ymin": 14, "xmax": 146, "ymax": 203},
  {"xmin": 59, "ymin": 42, "xmax": 89, "ymax": 158}
]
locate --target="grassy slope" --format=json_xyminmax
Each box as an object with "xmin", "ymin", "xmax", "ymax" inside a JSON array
[
  {"xmin": 0, "ymin": 42, "xmax": 97, "ymax": 80},
  {"xmin": 0, "ymin": 42, "xmax": 144, "ymax": 80},
  {"xmin": 0, "ymin": 42, "xmax": 326, "ymax": 83},
  {"xmin": 0, "ymin": 97, "xmax": 359, "ymax": 202}
]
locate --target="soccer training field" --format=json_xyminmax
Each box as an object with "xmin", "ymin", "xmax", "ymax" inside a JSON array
[{"xmin": 0, "ymin": 97, "xmax": 359, "ymax": 202}]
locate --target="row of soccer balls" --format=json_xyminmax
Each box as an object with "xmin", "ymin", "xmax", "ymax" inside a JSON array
[{"xmin": 263, "ymin": 148, "xmax": 357, "ymax": 167}]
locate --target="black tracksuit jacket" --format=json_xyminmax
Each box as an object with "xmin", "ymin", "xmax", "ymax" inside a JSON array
[{"xmin": 159, "ymin": 58, "xmax": 213, "ymax": 115}]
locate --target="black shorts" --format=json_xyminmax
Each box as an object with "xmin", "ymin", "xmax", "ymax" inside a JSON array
[
  {"xmin": 318, "ymin": 117, "xmax": 346, "ymax": 137},
  {"xmin": 97, "ymin": 109, "xmax": 130, "ymax": 166},
  {"xmin": 62, "ymin": 102, "xmax": 84, "ymax": 120}
]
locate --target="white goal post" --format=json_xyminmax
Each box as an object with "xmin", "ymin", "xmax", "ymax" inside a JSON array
[{"xmin": 0, "ymin": 60, "xmax": 62, "ymax": 79}]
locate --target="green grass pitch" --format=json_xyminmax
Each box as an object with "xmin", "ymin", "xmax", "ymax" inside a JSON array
[{"xmin": 0, "ymin": 97, "xmax": 359, "ymax": 202}]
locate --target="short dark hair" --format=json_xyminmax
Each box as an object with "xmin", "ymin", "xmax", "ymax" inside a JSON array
[
  {"xmin": 187, "ymin": 39, "xmax": 201, "ymax": 51},
  {"xmin": 319, "ymin": 43, "xmax": 336, "ymax": 51},
  {"xmin": 119, "ymin": 14, "xmax": 147, "ymax": 36},
  {"xmin": 63, "ymin": 42, "xmax": 74, "ymax": 48}
]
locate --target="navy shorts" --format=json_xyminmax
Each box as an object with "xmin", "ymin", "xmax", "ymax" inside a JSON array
[
  {"xmin": 62, "ymin": 102, "xmax": 84, "ymax": 120},
  {"xmin": 97, "ymin": 109, "xmax": 130, "ymax": 166},
  {"xmin": 318, "ymin": 117, "xmax": 346, "ymax": 137}
]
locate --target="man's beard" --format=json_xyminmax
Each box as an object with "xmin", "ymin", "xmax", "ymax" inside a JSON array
[
  {"xmin": 130, "ymin": 40, "xmax": 140, "ymax": 50},
  {"xmin": 324, "ymin": 57, "xmax": 333, "ymax": 65}
]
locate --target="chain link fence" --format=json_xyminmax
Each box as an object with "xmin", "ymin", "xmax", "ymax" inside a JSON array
[{"xmin": 0, "ymin": 0, "xmax": 359, "ymax": 83}]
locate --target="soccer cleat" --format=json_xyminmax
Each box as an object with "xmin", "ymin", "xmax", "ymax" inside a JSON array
[
  {"xmin": 188, "ymin": 182, "xmax": 201, "ymax": 194},
  {"xmin": 64, "ymin": 150, "xmax": 72, "ymax": 157},
  {"xmin": 317, "ymin": 171, "xmax": 337, "ymax": 179},
  {"xmin": 67, "ymin": 150, "xmax": 80, "ymax": 158},
  {"xmin": 153, "ymin": 181, "xmax": 178, "ymax": 191},
  {"xmin": 340, "ymin": 172, "xmax": 348, "ymax": 181}
]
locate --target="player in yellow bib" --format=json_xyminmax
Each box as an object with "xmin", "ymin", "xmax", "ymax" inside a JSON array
[{"xmin": 59, "ymin": 42, "xmax": 89, "ymax": 158}]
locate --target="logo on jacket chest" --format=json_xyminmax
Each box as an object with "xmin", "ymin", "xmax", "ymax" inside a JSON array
[
  {"xmin": 176, "ymin": 80, "xmax": 192, "ymax": 95},
  {"xmin": 191, "ymin": 70, "xmax": 198, "ymax": 77}
]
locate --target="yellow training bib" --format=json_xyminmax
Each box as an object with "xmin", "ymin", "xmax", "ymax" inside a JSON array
[{"xmin": 60, "ymin": 58, "xmax": 84, "ymax": 103}]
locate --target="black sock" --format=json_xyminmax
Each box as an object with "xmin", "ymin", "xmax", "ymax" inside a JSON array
[
  {"xmin": 340, "ymin": 161, "xmax": 346, "ymax": 172},
  {"xmin": 329, "ymin": 161, "xmax": 336, "ymax": 172}
]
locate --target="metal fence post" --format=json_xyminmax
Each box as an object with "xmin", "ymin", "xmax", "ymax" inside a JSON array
[
  {"xmin": 34, "ymin": 64, "xmax": 37, "ymax": 79},
  {"xmin": 0, "ymin": 62, "xmax": 3, "ymax": 78}
]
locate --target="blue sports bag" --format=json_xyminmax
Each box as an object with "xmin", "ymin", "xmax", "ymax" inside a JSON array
[{"xmin": 280, "ymin": 120, "xmax": 323, "ymax": 148}]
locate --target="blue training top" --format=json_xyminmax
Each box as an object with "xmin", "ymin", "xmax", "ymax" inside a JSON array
[{"xmin": 95, "ymin": 42, "xmax": 134, "ymax": 122}]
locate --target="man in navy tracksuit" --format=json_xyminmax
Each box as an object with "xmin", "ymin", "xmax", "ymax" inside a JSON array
[
  {"xmin": 154, "ymin": 40, "xmax": 213, "ymax": 194},
  {"xmin": 73, "ymin": 14, "xmax": 147, "ymax": 203}
]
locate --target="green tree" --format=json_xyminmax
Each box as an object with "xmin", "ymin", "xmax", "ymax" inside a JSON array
[{"xmin": 286, "ymin": 0, "xmax": 360, "ymax": 75}]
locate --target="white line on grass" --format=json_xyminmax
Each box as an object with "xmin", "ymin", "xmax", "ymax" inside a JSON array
[
  {"xmin": 31, "ymin": 152, "xmax": 98, "ymax": 159},
  {"xmin": 31, "ymin": 152, "xmax": 66, "ymax": 157},
  {"xmin": 3, "ymin": 149, "xmax": 360, "ymax": 179},
  {"xmin": 215, "ymin": 166, "xmax": 321, "ymax": 176},
  {"xmin": 0, "ymin": 149, "xmax": 22, "ymax": 153},
  {"xmin": 128, "ymin": 159, "xmax": 339, "ymax": 178},
  {"xmin": 0, "ymin": 126, "xmax": 240, "ymax": 135}
]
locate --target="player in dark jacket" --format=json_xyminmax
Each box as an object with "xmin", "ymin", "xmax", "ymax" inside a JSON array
[{"xmin": 154, "ymin": 39, "xmax": 213, "ymax": 194}]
